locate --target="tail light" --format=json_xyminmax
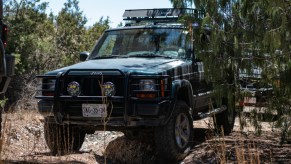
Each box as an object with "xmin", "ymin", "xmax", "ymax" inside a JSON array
[{"xmin": 2, "ymin": 24, "xmax": 7, "ymax": 48}]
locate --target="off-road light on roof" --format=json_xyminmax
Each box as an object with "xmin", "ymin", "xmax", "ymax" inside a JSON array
[{"xmin": 123, "ymin": 8, "xmax": 205, "ymax": 23}]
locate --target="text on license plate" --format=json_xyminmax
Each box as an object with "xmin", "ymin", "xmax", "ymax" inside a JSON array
[
  {"xmin": 82, "ymin": 104, "xmax": 107, "ymax": 117},
  {"xmin": 244, "ymin": 97, "xmax": 256, "ymax": 104}
]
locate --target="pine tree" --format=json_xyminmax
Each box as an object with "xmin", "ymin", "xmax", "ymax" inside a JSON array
[
  {"xmin": 55, "ymin": 0, "xmax": 87, "ymax": 66},
  {"xmin": 169, "ymin": 0, "xmax": 291, "ymax": 142},
  {"xmin": 4, "ymin": 0, "xmax": 55, "ymax": 73}
]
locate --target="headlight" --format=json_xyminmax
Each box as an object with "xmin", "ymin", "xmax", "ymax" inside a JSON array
[
  {"xmin": 46, "ymin": 79, "xmax": 56, "ymax": 90},
  {"xmin": 67, "ymin": 81, "xmax": 81, "ymax": 97},
  {"xmin": 139, "ymin": 79, "xmax": 156, "ymax": 91},
  {"xmin": 41, "ymin": 79, "xmax": 56, "ymax": 96},
  {"xmin": 103, "ymin": 82, "xmax": 115, "ymax": 97}
]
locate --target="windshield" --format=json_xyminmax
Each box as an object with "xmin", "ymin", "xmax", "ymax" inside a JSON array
[{"xmin": 88, "ymin": 28, "xmax": 189, "ymax": 59}]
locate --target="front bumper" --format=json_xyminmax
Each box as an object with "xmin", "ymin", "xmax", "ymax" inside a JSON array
[{"xmin": 38, "ymin": 99, "xmax": 172, "ymax": 129}]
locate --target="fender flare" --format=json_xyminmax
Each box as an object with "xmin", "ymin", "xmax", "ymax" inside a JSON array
[
  {"xmin": 161, "ymin": 79, "xmax": 194, "ymax": 125},
  {"xmin": 171, "ymin": 79, "xmax": 194, "ymax": 110}
]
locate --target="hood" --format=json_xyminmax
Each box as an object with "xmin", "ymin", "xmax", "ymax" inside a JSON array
[{"xmin": 46, "ymin": 58, "xmax": 185, "ymax": 75}]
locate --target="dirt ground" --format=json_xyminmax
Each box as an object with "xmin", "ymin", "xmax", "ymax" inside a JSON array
[{"xmin": 0, "ymin": 109, "xmax": 290, "ymax": 164}]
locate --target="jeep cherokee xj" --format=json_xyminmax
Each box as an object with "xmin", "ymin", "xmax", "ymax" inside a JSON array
[{"xmin": 36, "ymin": 8, "xmax": 235, "ymax": 161}]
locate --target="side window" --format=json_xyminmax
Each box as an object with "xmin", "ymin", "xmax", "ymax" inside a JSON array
[{"xmin": 98, "ymin": 35, "xmax": 117, "ymax": 56}]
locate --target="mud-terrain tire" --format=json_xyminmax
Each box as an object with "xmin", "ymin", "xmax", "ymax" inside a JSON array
[
  {"xmin": 213, "ymin": 99, "xmax": 235, "ymax": 135},
  {"xmin": 44, "ymin": 118, "xmax": 86, "ymax": 155},
  {"xmin": 155, "ymin": 101, "xmax": 193, "ymax": 161}
]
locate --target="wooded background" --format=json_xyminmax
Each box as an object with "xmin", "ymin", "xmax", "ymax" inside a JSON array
[{"xmin": 3, "ymin": 0, "xmax": 291, "ymax": 142}]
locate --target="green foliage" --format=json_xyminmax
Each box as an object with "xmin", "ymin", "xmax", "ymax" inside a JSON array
[
  {"xmin": 4, "ymin": 0, "xmax": 54, "ymax": 73},
  {"xmin": 84, "ymin": 17, "xmax": 110, "ymax": 51},
  {"xmin": 0, "ymin": 97, "xmax": 7, "ymax": 108},
  {"xmin": 169, "ymin": 0, "xmax": 291, "ymax": 142},
  {"xmin": 170, "ymin": 0, "xmax": 192, "ymax": 8},
  {"xmin": 55, "ymin": 0, "xmax": 87, "ymax": 66},
  {"xmin": 4, "ymin": 0, "xmax": 110, "ymax": 74}
]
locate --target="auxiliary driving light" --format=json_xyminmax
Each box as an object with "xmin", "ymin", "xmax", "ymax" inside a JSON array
[
  {"xmin": 103, "ymin": 82, "xmax": 115, "ymax": 97},
  {"xmin": 67, "ymin": 81, "xmax": 81, "ymax": 97}
]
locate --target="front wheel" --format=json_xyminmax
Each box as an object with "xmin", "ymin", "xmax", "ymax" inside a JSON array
[{"xmin": 155, "ymin": 101, "xmax": 193, "ymax": 161}]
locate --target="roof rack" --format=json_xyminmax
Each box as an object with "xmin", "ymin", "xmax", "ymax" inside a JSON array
[{"xmin": 123, "ymin": 8, "xmax": 205, "ymax": 23}]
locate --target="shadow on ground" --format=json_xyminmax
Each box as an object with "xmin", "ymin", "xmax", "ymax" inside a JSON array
[
  {"xmin": 1, "ymin": 128, "xmax": 209, "ymax": 164},
  {"xmin": 102, "ymin": 128, "xmax": 209, "ymax": 164},
  {"xmin": 3, "ymin": 126, "xmax": 290, "ymax": 164}
]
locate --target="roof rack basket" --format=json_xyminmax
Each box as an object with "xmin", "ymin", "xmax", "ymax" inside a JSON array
[{"xmin": 123, "ymin": 8, "xmax": 205, "ymax": 24}]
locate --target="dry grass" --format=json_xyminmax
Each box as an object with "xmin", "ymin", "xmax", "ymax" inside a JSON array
[
  {"xmin": 207, "ymin": 131, "xmax": 262, "ymax": 164},
  {"xmin": 1, "ymin": 109, "xmax": 45, "ymax": 160},
  {"xmin": 2, "ymin": 75, "xmax": 120, "ymax": 163},
  {"xmin": 0, "ymin": 109, "xmax": 98, "ymax": 163},
  {"xmin": 183, "ymin": 116, "xmax": 291, "ymax": 164},
  {"xmin": 0, "ymin": 108, "xmax": 290, "ymax": 163}
]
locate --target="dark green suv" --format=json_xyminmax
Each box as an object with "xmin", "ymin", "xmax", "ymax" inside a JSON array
[{"xmin": 36, "ymin": 8, "xmax": 235, "ymax": 161}]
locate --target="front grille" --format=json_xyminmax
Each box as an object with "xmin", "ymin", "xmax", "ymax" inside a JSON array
[
  {"xmin": 61, "ymin": 76, "xmax": 125, "ymax": 96},
  {"xmin": 59, "ymin": 72, "xmax": 126, "ymax": 117}
]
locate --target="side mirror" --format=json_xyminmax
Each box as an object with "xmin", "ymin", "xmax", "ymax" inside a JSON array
[{"xmin": 80, "ymin": 52, "xmax": 89, "ymax": 61}]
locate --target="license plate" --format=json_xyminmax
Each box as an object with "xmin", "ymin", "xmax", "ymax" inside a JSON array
[
  {"xmin": 244, "ymin": 97, "xmax": 256, "ymax": 104},
  {"xmin": 82, "ymin": 104, "xmax": 107, "ymax": 117}
]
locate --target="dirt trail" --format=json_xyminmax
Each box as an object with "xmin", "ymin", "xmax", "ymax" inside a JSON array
[{"xmin": 1, "ymin": 110, "xmax": 290, "ymax": 163}]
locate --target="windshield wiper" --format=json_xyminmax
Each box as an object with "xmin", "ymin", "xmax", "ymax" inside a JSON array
[
  {"xmin": 151, "ymin": 54, "xmax": 173, "ymax": 59},
  {"xmin": 92, "ymin": 55, "xmax": 123, "ymax": 59},
  {"xmin": 127, "ymin": 53, "xmax": 173, "ymax": 59}
]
